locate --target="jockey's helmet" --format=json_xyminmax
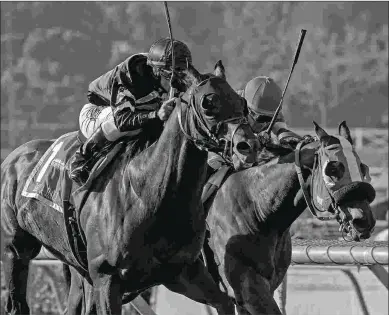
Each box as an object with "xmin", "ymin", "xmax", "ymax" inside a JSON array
[
  {"xmin": 243, "ymin": 76, "xmax": 283, "ymax": 121},
  {"xmin": 147, "ymin": 38, "xmax": 192, "ymax": 71}
]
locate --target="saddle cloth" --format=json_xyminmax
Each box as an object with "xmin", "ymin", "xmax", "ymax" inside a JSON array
[{"xmin": 21, "ymin": 131, "xmax": 124, "ymax": 213}]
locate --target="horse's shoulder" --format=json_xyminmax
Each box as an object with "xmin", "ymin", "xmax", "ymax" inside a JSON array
[
  {"xmin": 217, "ymin": 170, "xmax": 250, "ymax": 200},
  {"xmin": 21, "ymin": 139, "xmax": 54, "ymax": 153}
]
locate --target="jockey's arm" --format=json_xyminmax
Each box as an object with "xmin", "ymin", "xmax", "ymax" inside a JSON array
[
  {"xmin": 88, "ymin": 55, "xmax": 166, "ymax": 133},
  {"xmin": 252, "ymin": 115, "xmax": 304, "ymax": 148},
  {"xmin": 272, "ymin": 120, "xmax": 302, "ymax": 141},
  {"xmin": 272, "ymin": 118, "xmax": 304, "ymax": 147},
  {"xmin": 112, "ymin": 95, "xmax": 162, "ymax": 132}
]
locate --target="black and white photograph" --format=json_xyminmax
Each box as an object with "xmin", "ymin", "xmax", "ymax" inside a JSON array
[{"xmin": 1, "ymin": 2, "xmax": 388, "ymax": 315}]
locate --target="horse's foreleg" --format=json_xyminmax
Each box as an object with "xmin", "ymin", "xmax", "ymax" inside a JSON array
[
  {"xmin": 2, "ymin": 237, "xmax": 41, "ymax": 314},
  {"xmin": 93, "ymin": 274, "xmax": 122, "ymax": 315},
  {"xmin": 165, "ymin": 259, "xmax": 235, "ymax": 315},
  {"xmin": 234, "ymin": 304, "xmax": 251, "ymax": 315},
  {"xmin": 228, "ymin": 266, "xmax": 282, "ymax": 315},
  {"xmin": 84, "ymin": 280, "xmax": 96, "ymax": 315},
  {"xmin": 3, "ymin": 248, "xmax": 31, "ymax": 315},
  {"xmin": 273, "ymin": 276, "xmax": 287, "ymax": 315},
  {"xmin": 65, "ymin": 266, "xmax": 86, "ymax": 315},
  {"xmin": 65, "ymin": 266, "xmax": 96, "ymax": 315},
  {"xmin": 1, "ymin": 202, "xmax": 42, "ymax": 315}
]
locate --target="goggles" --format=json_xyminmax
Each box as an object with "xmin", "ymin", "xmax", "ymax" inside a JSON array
[{"xmin": 248, "ymin": 108, "xmax": 273, "ymax": 124}]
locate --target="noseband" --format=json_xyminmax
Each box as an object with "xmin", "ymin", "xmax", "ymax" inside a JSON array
[{"xmin": 176, "ymin": 80, "xmax": 250, "ymax": 166}]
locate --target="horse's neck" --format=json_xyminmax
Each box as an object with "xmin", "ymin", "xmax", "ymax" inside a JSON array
[
  {"xmin": 125, "ymin": 106, "xmax": 208, "ymax": 206},
  {"xmin": 249, "ymin": 146, "xmax": 317, "ymax": 231}
]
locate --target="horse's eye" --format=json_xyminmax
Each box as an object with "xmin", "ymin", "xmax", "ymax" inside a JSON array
[
  {"xmin": 324, "ymin": 161, "xmax": 345, "ymax": 181},
  {"xmin": 201, "ymin": 94, "xmax": 221, "ymax": 116}
]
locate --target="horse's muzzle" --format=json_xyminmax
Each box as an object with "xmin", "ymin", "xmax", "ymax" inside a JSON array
[
  {"xmin": 343, "ymin": 200, "xmax": 376, "ymax": 241},
  {"xmin": 332, "ymin": 181, "xmax": 376, "ymax": 205}
]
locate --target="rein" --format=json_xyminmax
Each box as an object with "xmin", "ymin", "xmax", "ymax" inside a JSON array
[{"xmin": 176, "ymin": 82, "xmax": 249, "ymax": 166}]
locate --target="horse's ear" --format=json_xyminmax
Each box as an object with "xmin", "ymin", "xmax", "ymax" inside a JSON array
[
  {"xmin": 338, "ymin": 120, "xmax": 353, "ymax": 145},
  {"xmin": 186, "ymin": 60, "xmax": 202, "ymax": 84},
  {"xmin": 214, "ymin": 60, "xmax": 226, "ymax": 80},
  {"xmin": 313, "ymin": 121, "xmax": 328, "ymax": 140}
]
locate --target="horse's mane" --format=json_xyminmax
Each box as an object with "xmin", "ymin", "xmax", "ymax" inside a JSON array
[
  {"xmin": 183, "ymin": 70, "xmax": 217, "ymax": 91},
  {"xmin": 114, "ymin": 134, "xmax": 158, "ymax": 166}
]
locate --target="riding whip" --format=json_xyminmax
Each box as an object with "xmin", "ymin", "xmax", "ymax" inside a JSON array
[
  {"xmin": 163, "ymin": 1, "xmax": 176, "ymax": 99},
  {"xmin": 265, "ymin": 29, "xmax": 307, "ymax": 135}
]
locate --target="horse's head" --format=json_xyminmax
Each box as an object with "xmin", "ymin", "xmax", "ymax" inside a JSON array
[
  {"xmin": 307, "ymin": 121, "xmax": 376, "ymax": 241},
  {"xmin": 178, "ymin": 60, "xmax": 259, "ymax": 169}
]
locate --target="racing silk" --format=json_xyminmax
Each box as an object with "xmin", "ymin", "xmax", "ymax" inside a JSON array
[{"xmin": 87, "ymin": 53, "xmax": 167, "ymax": 133}]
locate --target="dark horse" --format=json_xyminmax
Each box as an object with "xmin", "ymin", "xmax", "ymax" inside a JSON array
[
  {"xmin": 199, "ymin": 121, "xmax": 376, "ymax": 315},
  {"xmin": 62, "ymin": 121, "xmax": 376, "ymax": 315},
  {"xmin": 1, "ymin": 61, "xmax": 259, "ymax": 315}
]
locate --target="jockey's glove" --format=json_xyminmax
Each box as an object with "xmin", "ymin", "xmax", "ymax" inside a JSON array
[
  {"xmin": 279, "ymin": 135, "xmax": 302, "ymax": 147},
  {"xmin": 257, "ymin": 131, "xmax": 271, "ymax": 147},
  {"xmin": 302, "ymin": 134, "xmax": 316, "ymax": 143},
  {"xmin": 158, "ymin": 98, "xmax": 177, "ymax": 121}
]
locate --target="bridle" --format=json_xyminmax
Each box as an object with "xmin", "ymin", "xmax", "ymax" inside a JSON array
[
  {"xmin": 175, "ymin": 78, "xmax": 250, "ymax": 166},
  {"xmin": 294, "ymin": 138, "xmax": 353, "ymax": 239}
]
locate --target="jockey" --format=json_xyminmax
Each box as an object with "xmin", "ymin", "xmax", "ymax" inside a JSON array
[
  {"xmin": 69, "ymin": 38, "xmax": 193, "ymax": 185},
  {"xmin": 239, "ymin": 75, "xmax": 302, "ymax": 145},
  {"xmin": 208, "ymin": 75, "xmax": 303, "ymax": 170}
]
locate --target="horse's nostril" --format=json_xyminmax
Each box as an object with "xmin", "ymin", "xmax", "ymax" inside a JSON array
[
  {"xmin": 360, "ymin": 232, "xmax": 371, "ymax": 240},
  {"xmin": 236, "ymin": 141, "xmax": 252, "ymax": 155},
  {"xmin": 352, "ymin": 217, "xmax": 369, "ymax": 232},
  {"xmin": 352, "ymin": 218, "xmax": 363, "ymax": 226}
]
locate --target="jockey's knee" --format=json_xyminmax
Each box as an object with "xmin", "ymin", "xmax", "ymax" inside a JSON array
[{"xmin": 100, "ymin": 117, "xmax": 134, "ymax": 142}]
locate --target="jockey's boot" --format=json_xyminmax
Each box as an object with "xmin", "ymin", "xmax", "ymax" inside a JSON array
[{"xmin": 69, "ymin": 126, "xmax": 111, "ymax": 185}]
